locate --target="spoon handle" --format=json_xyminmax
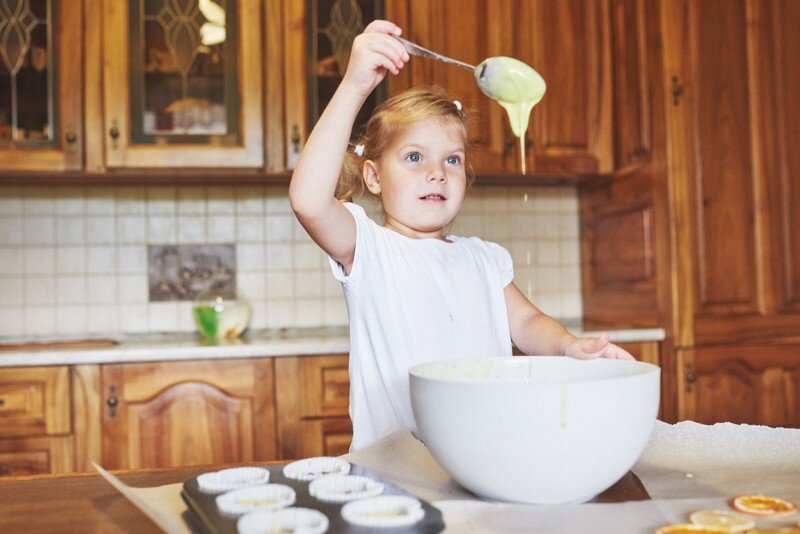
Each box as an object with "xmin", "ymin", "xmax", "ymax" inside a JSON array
[{"xmin": 392, "ymin": 36, "xmax": 476, "ymax": 72}]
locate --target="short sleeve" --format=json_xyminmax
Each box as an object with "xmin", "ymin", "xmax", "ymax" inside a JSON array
[
  {"xmin": 326, "ymin": 202, "xmax": 377, "ymax": 285},
  {"xmin": 486, "ymin": 241, "xmax": 514, "ymax": 287}
]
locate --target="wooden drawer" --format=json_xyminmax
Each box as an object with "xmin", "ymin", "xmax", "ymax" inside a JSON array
[
  {"xmin": 298, "ymin": 417, "xmax": 353, "ymax": 458},
  {"xmin": 0, "ymin": 367, "xmax": 71, "ymax": 437},
  {"xmin": 300, "ymin": 355, "xmax": 350, "ymax": 418},
  {"xmin": 0, "ymin": 436, "xmax": 74, "ymax": 477}
]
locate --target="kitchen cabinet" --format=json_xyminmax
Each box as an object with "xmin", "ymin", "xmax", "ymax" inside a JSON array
[
  {"xmin": 387, "ymin": 0, "xmax": 519, "ymax": 174},
  {"xmin": 0, "ymin": 1, "xmax": 83, "ymax": 171},
  {"xmin": 100, "ymin": 358, "xmax": 276, "ymax": 470},
  {"xmin": 678, "ymin": 343, "xmax": 800, "ymax": 427},
  {"xmin": 580, "ymin": 0, "xmax": 666, "ymax": 329},
  {"xmin": 0, "ymin": 366, "xmax": 73, "ymax": 476},
  {"xmin": 0, "ymin": 436, "xmax": 73, "ymax": 477},
  {"xmin": 664, "ymin": 0, "xmax": 800, "ymax": 347},
  {"xmin": 97, "ymin": 0, "xmax": 264, "ymax": 169},
  {"xmin": 517, "ymin": 0, "xmax": 614, "ymax": 175},
  {"xmin": 388, "ymin": 0, "xmax": 613, "ymax": 176},
  {"xmin": 581, "ymin": 0, "xmax": 800, "ymax": 426},
  {"xmin": 275, "ymin": 354, "xmax": 352, "ymax": 459},
  {"xmin": 0, "ymin": 366, "xmax": 71, "ymax": 437}
]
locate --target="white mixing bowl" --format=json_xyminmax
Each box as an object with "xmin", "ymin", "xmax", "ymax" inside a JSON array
[{"xmin": 409, "ymin": 356, "xmax": 660, "ymax": 504}]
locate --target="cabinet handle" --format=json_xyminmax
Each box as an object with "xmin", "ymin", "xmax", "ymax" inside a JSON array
[
  {"xmin": 109, "ymin": 120, "xmax": 120, "ymax": 149},
  {"xmin": 291, "ymin": 124, "xmax": 302, "ymax": 154},
  {"xmin": 0, "ymin": 465, "xmax": 13, "ymax": 476},
  {"xmin": 65, "ymin": 130, "xmax": 78, "ymax": 145},
  {"xmin": 671, "ymin": 75, "xmax": 684, "ymax": 106},
  {"xmin": 684, "ymin": 363, "xmax": 696, "ymax": 393},
  {"xmin": 503, "ymin": 134, "xmax": 515, "ymax": 155},
  {"xmin": 106, "ymin": 384, "xmax": 119, "ymax": 418}
]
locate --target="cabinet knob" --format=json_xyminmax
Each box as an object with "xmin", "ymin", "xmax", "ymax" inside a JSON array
[
  {"xmin": 503, "ymin": 134, "xmax": 515, "ymax": 155},
  {"xmin": 109, "ymin": 121, "xmax": 120, "ymax": 149},
  {"xmin": 671, "ymin": 75, "xmax": 684, "ymax": 105},
  {"xmin": 106, "ymin": 384, "xmax": 118, "ymax": 418},
  {"xmin": 0, "ymin": 397, "xmax": 5, "ymax": 407},
  {"xmin": 684, "ymin": 364, "xmax": 696, "ymax": 393},
  {"xmin": 291, "ymin": 124, "xmax": 301, "ymax": 154},
  {"xmin": 65, "ymin": 130, "xmax": 78, "ymax": 145}
]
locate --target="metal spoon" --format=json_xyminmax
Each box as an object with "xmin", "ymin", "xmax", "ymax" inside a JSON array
[{"xmin": 392, "ymin": 36, "xmax": 476, "ymax": 72}]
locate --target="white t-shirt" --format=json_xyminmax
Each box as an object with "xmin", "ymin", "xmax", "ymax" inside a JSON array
[{"xmin": 327, "ymin": 202, "xmax": 514, "ymax": 451}]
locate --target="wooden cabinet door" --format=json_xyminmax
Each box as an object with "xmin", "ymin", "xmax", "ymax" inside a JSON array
[
  {"xmin": 100, "ymin": 0, "xmax": 263, "ymax": 168},
  {"xmin": 387, "ymin": 0, "xmax": 520, "ymax": 174},
  {"xmin": 0, "ymin": 1, "xmax": 82, "ymax": 171},
  {"xmin": 0, "ymin": 436, "xmax": 74, "ymax": 477},
  {"xmin": 678, "ymin": 344, "xmax": 800, "ymax": 427},
  {"xmin": 663, "ymin": 0, "xmax": 800, "ymax": 346},
  {"xmin": 101, "ymin": 359, "xmax": 276, "ymax": 469},
  {"xmin": 518, "ymin": 0, "xmax": 613, "ymax": 174}
]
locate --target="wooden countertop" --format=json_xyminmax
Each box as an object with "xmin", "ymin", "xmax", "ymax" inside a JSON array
[{"xmin": 0, "ymin": 463, "xmax": 649, "ymax": 533}]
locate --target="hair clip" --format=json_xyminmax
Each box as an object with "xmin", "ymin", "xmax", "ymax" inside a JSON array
[
  {"xmin": 353, "ymin": 144, "xmax": 365, "ymax": 157},
  {"xmin": 453, "ymin": 100, "xmax": 462, "ymax": 111}
]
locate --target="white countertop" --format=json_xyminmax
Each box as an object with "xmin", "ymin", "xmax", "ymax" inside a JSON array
[{"xmin": 0, "ymin": 325, "xmax": 665, "ymax": 367}]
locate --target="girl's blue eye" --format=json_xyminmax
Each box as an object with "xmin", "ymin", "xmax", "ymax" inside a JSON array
[
  {"xmin": 406, "ymin": 152, "xmax": 421, "ymax": 162},
  {"xmin": 447, "ymin": 155, "xmax": 461, "ymax": 165}
]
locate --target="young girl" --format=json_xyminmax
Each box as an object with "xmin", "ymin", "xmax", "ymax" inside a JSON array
[{"xmin": 290, "ymin": 20, "xmax": 634, "ymax": 451}]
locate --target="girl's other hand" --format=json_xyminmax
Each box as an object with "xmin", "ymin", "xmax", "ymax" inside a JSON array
[
  {"xmin": 341, "ymin": 20, "xmax": 410, "ymax": 98},
  {"xmin": 564, "ymin": 333, "xmax": 636, "ymax": 361}
]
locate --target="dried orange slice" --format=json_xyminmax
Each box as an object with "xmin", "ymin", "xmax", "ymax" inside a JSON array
[
  {"xmin": 689, "ymin": 509, "xmax": 755, "ymax": 532},
  {"xmin": 731, "ymin": 495, "xmax": 798, "ymax": 517},
  {"xmin": 655, "ymin": 525, "xmax": 731, "ymax": 534}
]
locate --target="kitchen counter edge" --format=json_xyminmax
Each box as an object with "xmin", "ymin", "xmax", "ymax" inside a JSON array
[{"xmin": 0, "ymin": 326, "xmax": 665, "ymax": 367}]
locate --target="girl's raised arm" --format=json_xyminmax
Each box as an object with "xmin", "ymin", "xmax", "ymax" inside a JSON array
[{"xmin": 289, "ymin": 20, "xmax": 409, "ymax": 272}]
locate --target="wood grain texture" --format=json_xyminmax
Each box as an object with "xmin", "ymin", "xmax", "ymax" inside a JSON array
[
  {"xmin": 264, "ymin": 0, "xmax": 287, "ymax": 172},
  {"xmin": 0, "ymin": 366, "xmax": 70, "ymax": 437},
  {"xmin": 70, "ymin": 365, "xmax": 102, "ymax": 473},
  {"xmin": 520, "ymin": 0, "xmax": 613, "ymax": 174},
  {"xmin": 0, "ymin": 462, "xmax": 647, "ymax": 534},
  {"xmin": 283, "ymin": 0, "xmax": 307, "ymax": 170},
  {"xmin": 0, "ymin": 436, "xmax": 73, "ymax": 477},
  {"xmin": 678, "ymin": 344, "xmax": 800, "ymax": 427},
  {"xmin": 100, "ymin": 0, "xmax": 264, "ymax": 168},
  {"xmin": 0, "ymin": 1, "xmax": 83, "ymax": 171},
  {"xmin": 300, "ymin": 354, "xmax": 350, "ymax": 418},
  {"xmin": 275, "ymin": 354, "xmax": 352, "ymax": 460},
  {"xmin": 274, "ymin": 356, "xmax": 301, "ymax": 461},
  {"xmin": 101, "ymin": 359, "xmax": 275, "ymax": 470},
  {"xmin": 392, "ymin": 0, "xmax": 519, "ymax": 174}
]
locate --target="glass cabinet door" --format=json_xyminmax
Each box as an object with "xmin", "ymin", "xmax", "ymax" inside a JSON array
[
  {"xmin": 0, "ymin": 0, "xmax": 82, "ymax": 171},
  {"xmin": 102, "ymin": 0, "xmax": 263, "ymax": 168}
]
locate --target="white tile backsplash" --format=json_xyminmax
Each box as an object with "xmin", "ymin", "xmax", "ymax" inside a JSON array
[
  {"xmin": 87, "ymin": 217, "xmax": 116, "ymax": 244},
  {"xmin": 24, "ymin": 217, "xmax": 55, "ymax": 245},
  {"xmin": 57, "ymin": 305, "xmax": 86, "ymax": 334},
  {"xmin": 25, "ymin": 247, "xmax": 54, "ymax": 275},
  {"xmin": 0, "ymin": 249, "xmax": 23, "ymax": 275},
  {"xmin": 0, "ymin": 218, "xmax": 23, "ymax": 245},
  {"xmin": 0, "ymin": 185, "xmax": 582, "ymax": 337}
]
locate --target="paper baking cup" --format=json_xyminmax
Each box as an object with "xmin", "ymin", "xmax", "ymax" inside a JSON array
[
  {"xmin": 216, "ymin": 484, "xmax": 296, "ymax": 517},
  {"xmin": 197, "ymin": 467, "xmax": 270, "ymax": 494},
  {"xmin": 237, "ymin": 507, "xmax": 329, "ymax": 534},
  {"xmin": 282, "ymin": 457, "xmax": 350, "ymax": 481},
  {"xmin": 309, "ymin": 474, "xmax": 385, "ymax": 503},
  {"xmin": 341, "ymin": 495, "xmax": 425, "ymax": 528}
]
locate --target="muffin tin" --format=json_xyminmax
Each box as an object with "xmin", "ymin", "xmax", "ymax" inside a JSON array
[{"xmin": 181, "ymin": 462, "xmax": 444, "ymax": 533}]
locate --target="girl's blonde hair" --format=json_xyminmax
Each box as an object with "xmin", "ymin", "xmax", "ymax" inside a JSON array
[{"xmin": 336, "ymin": 86, "xmax": 474, "ymax": 202}]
